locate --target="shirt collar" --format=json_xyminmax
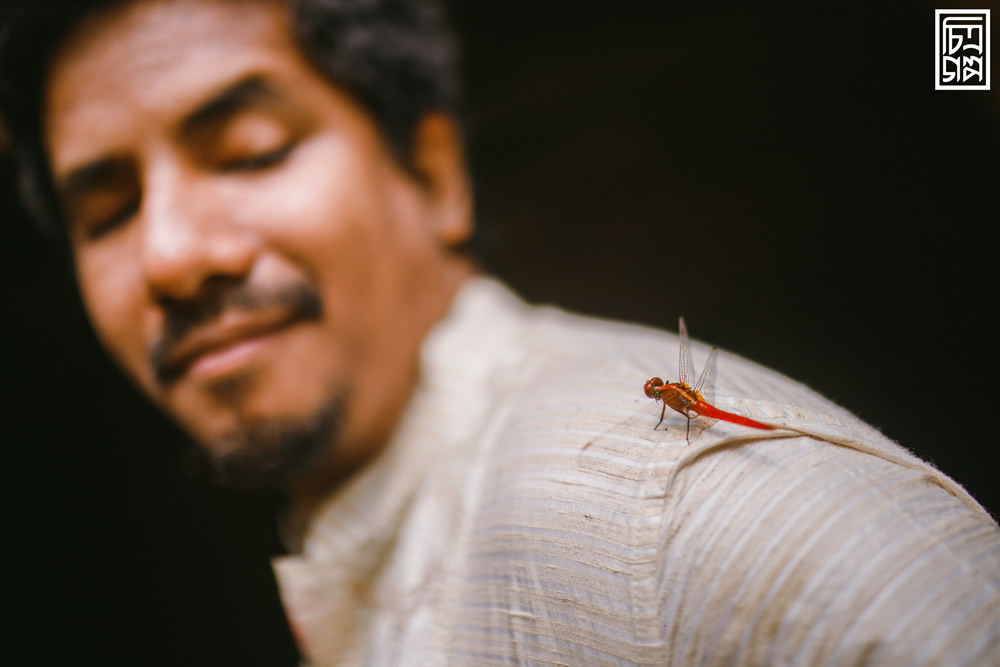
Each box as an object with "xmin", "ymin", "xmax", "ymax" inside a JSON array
[{"xmin": 281, "ymin": 276, "xmax": 528, "ymax": 564}]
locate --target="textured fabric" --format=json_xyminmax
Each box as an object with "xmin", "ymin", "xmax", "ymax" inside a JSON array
[{"xmin": 272, "ymin": 277, "xmax": 1000, "ymax": 665}]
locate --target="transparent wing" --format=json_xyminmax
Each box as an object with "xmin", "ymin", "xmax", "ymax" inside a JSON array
[
  {"xmin": 694, "ymin": 346, "xmax": 718, "ymax": 406},
  {"xmin": 678, "ymin": 317, "xmax": 696, "ymax": 387}
]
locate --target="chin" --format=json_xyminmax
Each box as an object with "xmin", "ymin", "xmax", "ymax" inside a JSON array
[{"xmin": 187, "ymin": 395, "xmax": 346, "ymax": 491}]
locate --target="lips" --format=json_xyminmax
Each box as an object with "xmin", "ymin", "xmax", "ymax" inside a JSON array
[{"xmin": 156, "ymin": 309, "xmax": 297, "ymax": 385}]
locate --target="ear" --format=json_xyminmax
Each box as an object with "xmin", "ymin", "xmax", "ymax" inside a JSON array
[{"xmin": 410, "ymin": 113, "xmax": 474, "ymax": 246}]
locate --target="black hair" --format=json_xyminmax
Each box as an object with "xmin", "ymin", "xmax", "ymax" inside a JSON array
[{"xmin": 0, "ymin": 0, "xmax": 462, "ymax": 240}]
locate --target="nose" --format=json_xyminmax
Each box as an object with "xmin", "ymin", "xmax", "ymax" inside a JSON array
[{"xmin": 140, "ymin": 162, "xmax": 259, "ymax": 302}]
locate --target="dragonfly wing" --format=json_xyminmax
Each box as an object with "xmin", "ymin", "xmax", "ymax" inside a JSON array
[
  {"xmin": 678, "ymin": 317, "xmax": 696, "ymax": 387},
  {"xmin": 694, "ymin": 346, "xmax": 718, "ymax": 406}
]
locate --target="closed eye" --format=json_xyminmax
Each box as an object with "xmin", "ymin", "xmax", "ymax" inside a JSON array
[
  {"xmin": 86, "ymin": 197, "xmax": 141, "ymax": 241},
  {"xmin": 219, "ymin": 142, "xmax": 296, "ymax": 173}
]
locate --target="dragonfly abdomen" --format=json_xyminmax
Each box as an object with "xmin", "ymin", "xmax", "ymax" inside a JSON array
[{"xmin": 692, "ymin": 401, "xmax": 776, "ymax": 430}]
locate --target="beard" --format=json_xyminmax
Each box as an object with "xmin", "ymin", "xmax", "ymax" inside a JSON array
[
  {"xmin": 185, "ymin": 394, "xmax": 346, "ymax": 491},
  {"xmin": 152, "ymin": 277, "xmax": 340, "ymax": 490}
]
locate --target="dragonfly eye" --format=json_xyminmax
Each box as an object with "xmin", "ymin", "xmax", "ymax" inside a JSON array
[{"xmin": 644, "ymin": 377, "xmax": 664, "ymax": 398}]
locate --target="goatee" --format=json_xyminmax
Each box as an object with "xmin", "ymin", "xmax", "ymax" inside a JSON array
[{"xmin": 186, "ymin": 397, "xmax": 345, "ymax": 491}]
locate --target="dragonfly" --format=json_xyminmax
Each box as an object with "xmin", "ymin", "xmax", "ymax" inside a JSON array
[{"xmin": 645, "ymin": 318, "xmax": 777, "ymax": 444}]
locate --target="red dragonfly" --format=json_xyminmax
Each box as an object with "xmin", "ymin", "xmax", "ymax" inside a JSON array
[{"xmin": 645, "ymin": 318, "xmax": 776, "ymax": 443}]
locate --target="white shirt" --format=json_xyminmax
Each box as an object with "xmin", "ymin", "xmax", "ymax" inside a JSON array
[{"xmin": 273, "ymin": 277, "xmax": 999, "ymax": 665}]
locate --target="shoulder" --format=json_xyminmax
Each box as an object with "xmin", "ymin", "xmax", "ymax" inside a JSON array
[
  {"xmin": 458, "ymin": 282, "xmax": 999, "ymax": 662},
  {"xmin": 483, "ymin": 290, "xmax": 989, "ymax": 515}
]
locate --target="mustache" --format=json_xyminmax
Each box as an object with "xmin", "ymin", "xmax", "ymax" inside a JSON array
[{"xmin": 150, "ymin": 282, "xmax": 323, "ymax": 385}]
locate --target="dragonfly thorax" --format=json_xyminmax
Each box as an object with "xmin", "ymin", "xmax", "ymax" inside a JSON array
[{"xmin": 649, "ymin": 380, "xmax": 701, "ymax": 417}]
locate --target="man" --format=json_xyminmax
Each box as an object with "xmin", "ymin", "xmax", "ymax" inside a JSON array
[{"xmin": 3, "ymin": 0, "xmax": 998, "ymax": 664}]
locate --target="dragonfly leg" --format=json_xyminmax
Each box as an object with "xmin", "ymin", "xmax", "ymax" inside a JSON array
[
  {"xmin": 655, "ymin": 402, "xmax": 666, "ymax": 430},
  {"xmin": 685, "ymin": 416, "xmax": 691, "ymax": 445}
]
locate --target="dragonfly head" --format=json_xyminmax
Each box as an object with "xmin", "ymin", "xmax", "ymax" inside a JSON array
[{"xmin": 644, "ymin": 377, "xmax": 665, "ymax": 399}]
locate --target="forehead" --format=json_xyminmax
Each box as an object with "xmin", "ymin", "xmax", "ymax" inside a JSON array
[{"xmin": 45, "ymin": 0, "xmax": 300, "ymax": 173}]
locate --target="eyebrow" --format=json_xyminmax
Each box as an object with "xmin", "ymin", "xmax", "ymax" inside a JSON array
[{"xmin": 179, "ymin": 75, "xmax": 285, "ymax": 139}]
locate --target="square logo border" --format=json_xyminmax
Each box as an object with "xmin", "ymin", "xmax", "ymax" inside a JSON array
[{"xmin": 935, "ymin": 9, "xmax": 991, "ymax": 90}]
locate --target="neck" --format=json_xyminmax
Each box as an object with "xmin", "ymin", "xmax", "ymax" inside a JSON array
[{"xmin": 286, "ymin": 257, "xmax": 477, "ymax": 522}]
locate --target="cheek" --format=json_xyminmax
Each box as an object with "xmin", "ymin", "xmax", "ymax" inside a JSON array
[
  {"xmin": 75, "ymin": 241, "xmax": 154, "ymax": 391},
  {"xmin": 248, "ymin": 138, "xmax": 403, "ymax": 294},
  {"xmin": 253, "ymin": 136, "xmax": 376, "ymax": 239}
]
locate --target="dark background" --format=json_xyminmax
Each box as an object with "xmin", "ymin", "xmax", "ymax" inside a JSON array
[{"xmin": 5, "ymin": 2, "xmax": 997, "ymax": 664}]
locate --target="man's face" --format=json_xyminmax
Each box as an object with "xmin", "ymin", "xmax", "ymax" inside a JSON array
[{"xmin": 44, "ymin": 0, "xmax": 471, "ymax": 490}]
